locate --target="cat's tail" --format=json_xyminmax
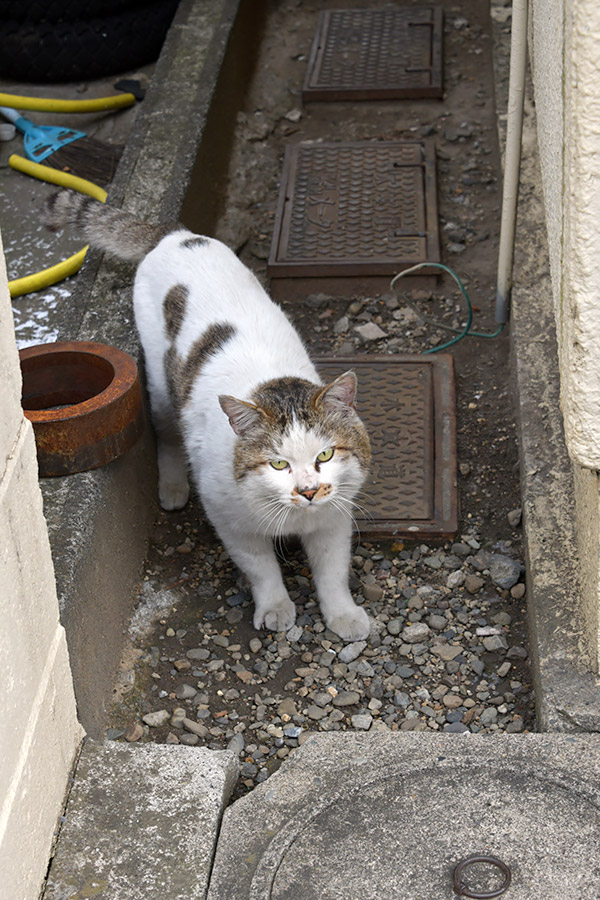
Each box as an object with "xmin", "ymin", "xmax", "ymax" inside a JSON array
[{"xmin": 41, "ymin": 189, "xmax": 175, "ymax": 263}]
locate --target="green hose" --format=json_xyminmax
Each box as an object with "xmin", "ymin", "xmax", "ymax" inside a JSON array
[{"xmin": 391, "ymin": 262, "xmax": 504, "ymax": 353}]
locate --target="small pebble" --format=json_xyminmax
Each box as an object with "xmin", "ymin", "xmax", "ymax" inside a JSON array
[
  {"xmin": 511, "ymin": 583, "xmax": 526, "ymax": 600},
  {"xmin": 182, "ymin": 718, "xmax": 209, "ymax": 737},
  {"xmin": 465, "ymin": 574, "xmax": 485, "ymax": 594},
  {"xmin": 124, "ymin": 723, "xmax": 143, "ymax": 742},
  {"xmin": 351, "ymin": 713, "xmax": 373, "ymax": 730},
  {"xmin": 402, "ymin": 623, "xmax": 431, "ymax": 644},
  {"xmin": 142, "ymin": 710, "xmax": 170, "ymax": 727},
  {"xmin": 363, "ymin": 584, "xmax": 384, "ymax": 603},
  {"xmin": 339, "ymin": 641, "xmax": 367, "ymax": 663},
  {"xmin": 332, "ymin": 690, "xmax": 361, "ymax": 707},
  {"xmin": 175, "ymin": 684, "xmax": 197, "ymax": 700},
  {"xmin": 227, "ymin": 733, "xmax": 245, "ymax": 755}
]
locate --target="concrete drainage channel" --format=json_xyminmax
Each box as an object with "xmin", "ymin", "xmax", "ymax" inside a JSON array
[{"xmin": 30, "ymin": 0, "xmax": 600, "ymax": 897}]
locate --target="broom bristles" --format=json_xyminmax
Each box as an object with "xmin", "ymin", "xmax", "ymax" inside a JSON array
[{"xmin": 44, "ymin": 136, "xmax": 123, "ymax": 186}]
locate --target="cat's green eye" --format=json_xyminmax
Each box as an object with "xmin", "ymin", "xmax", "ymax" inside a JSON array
[
  {"xmin": 270, "ymin": 459, "xmax": 289, "ymax": 470},
  {"xmin": 316, "ymin": 448, "xmax": 334, "ymax": 463}
]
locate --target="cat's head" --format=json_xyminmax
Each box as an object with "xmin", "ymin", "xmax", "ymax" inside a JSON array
[{"xmin": 219, "ymin": 372, "xmax": 370, "ymax": 531}]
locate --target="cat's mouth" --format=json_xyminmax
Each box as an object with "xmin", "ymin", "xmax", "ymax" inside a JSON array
[{"xmin": 290, "ymin": 483, "xmax": 333, "ymax": 507}]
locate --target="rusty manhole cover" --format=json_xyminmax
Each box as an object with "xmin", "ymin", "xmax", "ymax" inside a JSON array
[
  {"xmin": 303, "ymin": 6, "xmax": 443, "ymax": 101},
  {"xmin": 317, "ymin": 354, "xmax": 456, "ymax": 539},
  {"xmin": 268, "ymin": 140, "xmax": 440, "ymax": 297}
]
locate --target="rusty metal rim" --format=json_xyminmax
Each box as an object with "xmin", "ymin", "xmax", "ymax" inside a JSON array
[
  {"xmin": 453, "ymin": 855, "xmax": 512, "ymax": 898},
  {"xmin": 19, "ymin": 340, "xmax": 144, "ymax": 477},
  {"xmin": 19, "ymin": 341, "xmax": 137, "ymax": 422}
]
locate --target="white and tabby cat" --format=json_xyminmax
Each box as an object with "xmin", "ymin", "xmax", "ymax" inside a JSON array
[{"xmin": 43, "ymin": 192, "xmax": 372, "ymax": 641}]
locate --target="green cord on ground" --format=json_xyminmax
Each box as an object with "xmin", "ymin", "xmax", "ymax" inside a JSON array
[{"xmin": 390, "ymin": 262, "xmax": 505, "ymax": 354}]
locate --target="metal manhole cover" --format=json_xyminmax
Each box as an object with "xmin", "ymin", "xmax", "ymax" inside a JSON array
[
  {"xmin": 268, "ymin": 141, "xmax": 440, "ymax": 297},
  {"xmin": 317, "ymin": 354, "xmax": 456, "ymax": 538},
  {"xmin": 303, "ymin": 7, "xmax": 443, "ymax": 101}
]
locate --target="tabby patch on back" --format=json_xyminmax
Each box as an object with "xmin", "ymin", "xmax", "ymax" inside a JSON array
[
  {"xmin": 42, "ymin": 189, "xmax": 375, "ymax": 643},
  {"xmin": 162, "ymin": 283, "xmax": 236, "ymax": 408}
]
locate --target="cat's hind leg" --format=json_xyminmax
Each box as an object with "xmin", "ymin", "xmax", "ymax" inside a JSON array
[
  {"xmin": 147, "ymin": 379, "xmax": 190, "ymax": 510},
  {"xmin": 157, "ymin": 433, "xmax": 190, "ymax": 510},
  {"xmin": 302, "ymin": 518, "xmax": 371, "ymax": 642}
]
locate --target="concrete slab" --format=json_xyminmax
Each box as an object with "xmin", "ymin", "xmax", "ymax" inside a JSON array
[
  {"xmin": 208, "ymin": 732, "xmax": 600, "ymax": 899},
  {"xmin": 44, "ymin": 739, "xmax": 238, "ymax": 900}
]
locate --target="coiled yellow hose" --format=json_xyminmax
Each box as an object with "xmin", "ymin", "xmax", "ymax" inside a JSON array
[{"xmin": 7, "ymin": 155, "xmax": 107, "ymax": 298}]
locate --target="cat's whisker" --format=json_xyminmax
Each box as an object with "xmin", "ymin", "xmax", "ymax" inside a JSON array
[
  {"xmin": 256, "ymin": 501, "xmax": 281, "ymax": 528},
  {"xmin": 259, "ymin": 502, "xmax": 288, "ymax": 537},
  {"xmin": 330, "ymin": 497, "xmax": 363, "ymax": 544},
  {"xmin": 271, "ymin": 505, "xmax": 292, "ymax": 561},
  {"xmin": 345, "ymin": 497, "xmax": 373, "ymax": 522},
  {"xmin": 256, "ymin": 496, "xmax": 286, "ymax": 527},
  {"xmin": 330, "ymin": 485, "xmax": 374, "ymax": 525},
  {"xmin": 330, "ymin": 496, "xmax": 356, "ymax": 526}
]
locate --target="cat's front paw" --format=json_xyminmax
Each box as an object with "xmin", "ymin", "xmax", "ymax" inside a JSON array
[
  {"xmin": 326, "ymin": 606, "xmax": 371, "ymax": 642},
  {"xmin": 254, "ymin": 597, "xmax": 296, "ymax": 633}
]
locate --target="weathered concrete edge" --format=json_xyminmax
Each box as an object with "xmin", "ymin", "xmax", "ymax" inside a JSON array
[
  {"xmin": 491, "ymin": 14, "xmax": 600, "ymax": 731},
  {"xmin": 40, "ymin": 0, "xmax": 243, "ymax": 737},
  {"xmin": 208, "ymin": 731, "xmax": 600, "ymax": 897},
  {"xmin": 44, "ymin": 739, "xmax": 239, "ymax": 900}
]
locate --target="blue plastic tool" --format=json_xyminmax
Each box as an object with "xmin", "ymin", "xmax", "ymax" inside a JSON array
[{"xmin": 0, "ymin": 106, "xmax": 86, "ymax": 164}]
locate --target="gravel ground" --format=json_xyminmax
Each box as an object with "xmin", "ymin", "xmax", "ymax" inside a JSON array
[
  {"xmin": 107, "ymin": 0, "xmax": 535, "ymax": 801},
  {"xmin": 109, "ymin": 513, "xmax": 533, "ymax": 800}
]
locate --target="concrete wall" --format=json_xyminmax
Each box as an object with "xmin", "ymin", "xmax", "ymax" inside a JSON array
[
  {"xmin": 529, "ymin": 0, "xmax": 600, "ymax": 667},
  {"xmin": 0, "ymin": 233, "xmax": 83, "ymax": 900},
  {"xmin": 531, "ymin": 0, "xmax": 600, "ymax": 469}
]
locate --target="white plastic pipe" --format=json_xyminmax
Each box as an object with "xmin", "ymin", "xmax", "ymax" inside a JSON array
[{"xmin": 495, "ymin": 0, "xmax": 529, "ymax": 324}]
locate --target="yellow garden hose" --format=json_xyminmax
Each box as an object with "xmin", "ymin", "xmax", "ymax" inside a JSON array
[
  {"xmin": 0, "ymin": 92, "xmax": 136, "ymax": 113},
  {"xmin": 7, "ymin": 155, "xmax": 107, "ymax": 298},
  {"xmin": 9, "ymin": 247, "xmax": 90, "ymax": 298}
]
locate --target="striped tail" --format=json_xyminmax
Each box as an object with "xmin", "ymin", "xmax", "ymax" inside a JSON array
[{"xmin": 41, "ymin": 189, "xmax": 176, "ymax": 263}]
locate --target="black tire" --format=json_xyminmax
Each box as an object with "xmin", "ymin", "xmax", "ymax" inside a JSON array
[
  {"xmin": 0, "ymin": 1, "xmax": 179, "ymax": 83},
  {"xmin": 0, "ymin": 0, "xmax": 132, "ymax": 22}
]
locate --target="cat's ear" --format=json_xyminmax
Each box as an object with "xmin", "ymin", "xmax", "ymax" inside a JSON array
[
  {"xmin": 219, "ymin": 395, "xmax": 265, "ymax": 436},
  {"xmin": 314, "ymin": 370, "xmax": 357, "ymax": 413}
]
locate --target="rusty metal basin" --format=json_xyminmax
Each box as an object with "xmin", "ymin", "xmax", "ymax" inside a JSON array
[{"xmin": 19, "ymin": 340, "xmax": 145, "ymax": 477}]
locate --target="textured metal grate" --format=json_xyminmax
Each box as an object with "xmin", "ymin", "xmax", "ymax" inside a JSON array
[
  {"xmin": 317, "ymin": 354, "xmax": 457, "ymax": 539},
  {"xmin": 268, "ymin": 141, "xmax": 439, "ymax": 293},
  {"xmin": 303, "ymin": 7, "xmax": 443, "ymax": 101}
]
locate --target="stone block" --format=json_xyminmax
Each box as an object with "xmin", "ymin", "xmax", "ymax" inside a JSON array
[{"xmin": 45, "ymin": 741, "xmax": 238, "ymax": 900}]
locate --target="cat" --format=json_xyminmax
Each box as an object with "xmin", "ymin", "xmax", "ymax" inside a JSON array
[{"xmin": 42, "ymin": 192, "xmax": 372, "ymax": 642}]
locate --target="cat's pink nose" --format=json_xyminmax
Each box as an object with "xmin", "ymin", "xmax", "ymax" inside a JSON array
[{"xmin": 299, "ymin": 488, "xmax": 317, "ymax": 501}]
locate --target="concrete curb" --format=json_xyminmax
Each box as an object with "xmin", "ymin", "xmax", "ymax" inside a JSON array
[{"xmin": 491, "ymin": 10, "xmax": 600, "ymax": 730}]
